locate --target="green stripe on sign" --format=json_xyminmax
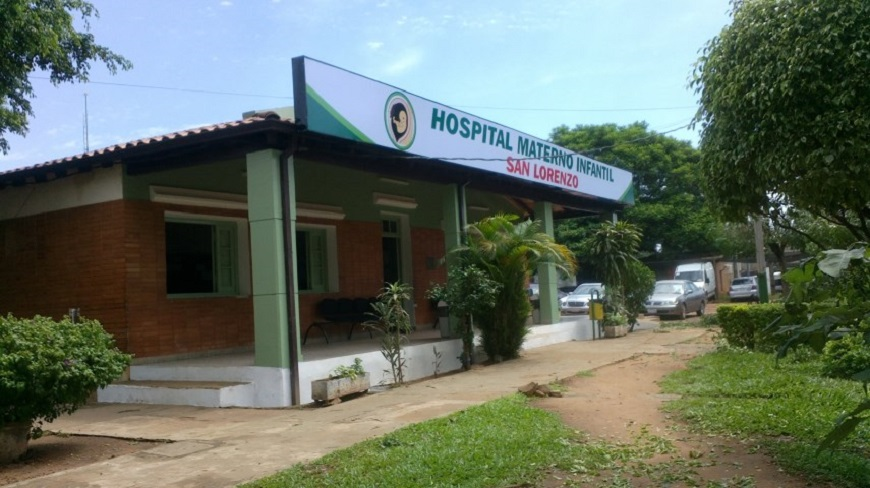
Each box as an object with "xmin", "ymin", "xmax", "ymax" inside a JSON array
[
  {"xmin": 306, "ymin": 85, "xmax": 373, "ymax": 143},
  {"xmin": 619, "ymin": 184, "xmax": 635, "ymax": 205}
]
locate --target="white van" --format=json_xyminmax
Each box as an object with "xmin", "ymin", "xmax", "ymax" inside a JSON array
[{"xmin": 674, "ymin": 262, "xmax": 716, "ymax": 300}]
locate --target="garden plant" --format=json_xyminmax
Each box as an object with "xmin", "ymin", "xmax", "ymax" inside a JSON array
[{"xmin": 0, "ymin": 314, "xmax": 130, "ymax": 463}]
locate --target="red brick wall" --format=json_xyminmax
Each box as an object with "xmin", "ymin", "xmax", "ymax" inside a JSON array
[
  {"xmin": 296, "ymin": 218, "xmax": 446, "ymax": 339},
  {"xmin": 0, "ymin": 201, "xmax": 129, "ymax": 348},
  {"xmin": 411, "ymin": 227, "xmax": 447, "ymax": 327},
  {"xmin": 122, "ymin": 201, "xmax": 254, "ymax": 358},
  {"xmin": 0, "ymin": 200, "xmax": 446, "ymax": 355},
  {"xmin": 297, "ymin": 218, "xmax": 383, "ymax": 340}
]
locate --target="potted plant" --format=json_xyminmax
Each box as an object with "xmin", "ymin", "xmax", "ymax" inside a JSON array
[
  {"xmin": 311, "ymin": 358, "xmax": 369, "ymax": 404},
  {"xmin": 602, "ymin": 310, "xmax": 629, "ymax": 338},
  {"xmin": 1, "ymin": 314, "xmax": 131, "ymax": 464}
]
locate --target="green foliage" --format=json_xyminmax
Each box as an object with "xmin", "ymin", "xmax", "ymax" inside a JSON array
[
  {"xmin": 716, "ymin": 303, "xmax": 785, "ymax": 351},
  {"xmin": 366, "ymin": 282, "xmax": 413, "ymax": 385},
  {"xmin": 329, "ymin": 358, "xmax": 365, "ymax": 381},
  {"xmin": 821, "ymin": 331, "xmax": 870, "ymax": 380},
  {"xmin": 661, "ymin": 350, "xmax": 870, "ymax": 487},
  {"xmin": 622, "ymin": 260, "xmax": 656, "ymax": 330},
  {"xmin": 580, "ymin": 221, "xmax": 652, "ymax": 328},
  {"xmin": 692, "ymin": 0, "xmax": 870, "ymax": 239},
  {"xmin": 0, "ymin": 0, "xmax": 132, "ymax": 154},
  {"xmin": 426, "ymin": 264, "xmax": 501, "ymax": 369},
  {"xmin": 551, "ymin": 122, "xmax": 725, "ymax": 260},
  {"xmin": 242, "ymin": 395, "xmax": 594, "ymax": 488},
  {"xmin": 769, "ymin": 245, "xmax": 870, "ymax": 451},
  {"xmin": 460, "ymin": 214, "xmax": 576, "ymax": 362},
  {"xmin": 0, "ymin": 314, "xmax": 131, "ymax": 437}
]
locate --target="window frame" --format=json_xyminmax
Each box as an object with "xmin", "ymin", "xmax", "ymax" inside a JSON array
[
  {"xmin": 164, "ymin": 212, "xmax": 249, "ymax": 299},
  {"xmin": 295, "ymin": 223, "xmax": 338, "ymax": 294}
]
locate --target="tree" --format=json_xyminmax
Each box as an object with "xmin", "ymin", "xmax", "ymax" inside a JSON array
[
  {"xmin": 460, "ymin": 214, "xmax": 576, "ymax": 362},
  {"xmin": 551, "ymin": 122, "xmax": 725, "ymax": 261},
  {"xmin": 579, "ymin": 221, "xmax": 653, "ymax": 330},
  {"xmin": 426, "ymin": 264, "xmax": 501, "ymax": 369},
  {"xmin": 0, "ymin": 0, "xmax": 131, "ymax": 153},
  {"xmin": 692, "ymin": 0, "xmax": 870, "ymax": 240}
]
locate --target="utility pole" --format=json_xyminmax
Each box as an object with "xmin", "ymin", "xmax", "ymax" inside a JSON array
[
  {"xmin": 753, "ymin": 217, "xmax": 769, "ymax": 303},
  {"xmin": 83, "ymin": 93, "xmax": 90, "ymax": 152}
]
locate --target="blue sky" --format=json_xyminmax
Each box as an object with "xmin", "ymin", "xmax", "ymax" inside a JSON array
[{"xmin": 0, "ymin": 0, "xmax": 733, "ymax": 172}]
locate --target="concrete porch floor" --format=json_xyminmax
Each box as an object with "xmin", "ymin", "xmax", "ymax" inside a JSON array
[{"xmin": 98, "ymin": 315, "xmax": 601, "ymax": 407}]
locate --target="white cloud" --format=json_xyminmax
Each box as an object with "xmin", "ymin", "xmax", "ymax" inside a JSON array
[
  {"xmin": 367, "ymin": 41, "xmax": 384, "ymax": 51},
  {"xmin": 383, "ymin": 51, "xmax": 422, "ymax": 76},
  {"xmin": 219, "ymin": 1, "xmax": 232, "ymax": 6}
]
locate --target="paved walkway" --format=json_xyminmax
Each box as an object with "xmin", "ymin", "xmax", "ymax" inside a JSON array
[{"xmin": 9, "ymin": 325, "xmax": 713, "ymax": 488}]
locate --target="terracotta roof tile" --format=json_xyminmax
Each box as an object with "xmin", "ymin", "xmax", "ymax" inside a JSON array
[{"xmin": 1, "ymin": 112, "xmax": 290, "ymax": 178}]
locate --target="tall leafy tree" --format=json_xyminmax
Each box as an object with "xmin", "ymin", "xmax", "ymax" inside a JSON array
[
  {"xmin": 579, "ymin": 221, "xmax": 652, "ymax": 325},
  {"xmin": 460, "ymin": 214, "xmax": 576, "ymax": 362},
  {"xmin": 551, "ymin": 122, "xmax": 723, "ymax": 261},
  {"xmin": 692, "ymin": 0, "xmax": 870, "ymax": 240},
  {"xmin": 1, "ymin": 0, "xmax": 131, "ymax": 153}
]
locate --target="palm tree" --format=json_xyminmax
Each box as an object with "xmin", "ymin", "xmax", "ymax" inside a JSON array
[
  {"xmin": 581, "ymin": 221, "xmax": 645, "ymax": 320},
  {"xmin": 459, "ymin": 214, "xmax": 576, "ymax": 362}
]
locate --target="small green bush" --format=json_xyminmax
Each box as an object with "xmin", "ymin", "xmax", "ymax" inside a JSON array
[
  {"xmin": 0, "ymin": 314, "xmax": 131, "ymax": 437},
  {"xmin": 821, "ymin": 333, "xmax": 870, "ymax": 380},
  {"xmin": 330, "ymin": 357, "xmax": 366, "ymax": 380},
  {"xmin": 716, "ymin": 303, "xmax": 785, "ymax": 351}
]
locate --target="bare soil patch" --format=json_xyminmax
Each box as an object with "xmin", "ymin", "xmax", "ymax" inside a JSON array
[
  {"xmin": 0, "ymin": 433, "xmax": 159, "ymax": 485},
  {"xmin": 534, "ymin": 327, "xmax": 829, "ymax": 487}
]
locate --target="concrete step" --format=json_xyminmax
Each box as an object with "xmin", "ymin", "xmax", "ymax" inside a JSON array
[{"xmin": 98, "ymin": 380, "xmax": 253, "ymax": 408}]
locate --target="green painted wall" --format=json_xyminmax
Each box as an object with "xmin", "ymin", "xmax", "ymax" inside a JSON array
[
  {"xmin": 293, "ymin": 159, "xmax": 444, "ymax": 228},
  {"xmin": 123, "ymin": 159, "xmax": 248, "ymax": 200}
]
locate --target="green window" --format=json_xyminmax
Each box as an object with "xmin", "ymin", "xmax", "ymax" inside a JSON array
[
  {"xmin": 165, "ymin": 219, "xmax": 239, "ymax": 296},
  {"xmin": 296, "ymin": 228, "xmax": 328, "ymax": 292}
]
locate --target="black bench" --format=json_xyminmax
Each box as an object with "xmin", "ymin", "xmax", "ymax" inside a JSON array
[{"xmin": 303, "ymin": 297, "xmax": 377, "ymax": 345}]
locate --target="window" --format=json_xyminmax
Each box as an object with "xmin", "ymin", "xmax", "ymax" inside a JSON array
[
  {"xmin": 296, "ymin": 228, "xmax": 329, "ymax": 292},
  {"xmin": 382, "ymin": 219, "xmax": 402, "ymax": 285},
  {"xmin": 165, "ymin": 219, "xmax": 239, "ymax": 296}
]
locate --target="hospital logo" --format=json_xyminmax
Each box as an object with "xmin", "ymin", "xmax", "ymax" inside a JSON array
[{"xmin": 384, "ymin": 92, "xmax": 415, "ymax": 150}]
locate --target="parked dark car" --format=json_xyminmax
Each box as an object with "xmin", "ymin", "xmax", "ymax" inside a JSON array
[{"xmin": 644, "ymin": 280, "xmax": 706, "ymax": 319}]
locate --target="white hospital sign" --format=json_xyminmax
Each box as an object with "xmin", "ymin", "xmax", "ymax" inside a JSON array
[{"xmin": 292, "ymin": 56, "xmax": 634, "ymax": 204}]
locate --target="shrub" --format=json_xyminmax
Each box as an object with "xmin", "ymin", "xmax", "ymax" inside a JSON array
[
  {"xmin": 0, "ymin": 314, "xmax": 131, "ymax": 438},
  {"xmin": 330, "ymin": 358, "xmax": 366, "ymax": 380},
  {"xmin": 716, "ymin": 303, "xmax": 785, "ymax": 351},
  {"xmin": 821, "ymin": 332, "xmax": 870, "ymax": 380}
]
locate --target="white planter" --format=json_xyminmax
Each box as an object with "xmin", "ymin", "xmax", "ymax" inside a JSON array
[
  {"xmin": 0, "ymin": 422, "xmax": 30, "ymax": 464},
  {"xmin": 603, "ymin": 325, "xmax": 628, "ymax": 338},
  {"xmin": 311, "ymin": 373, "xmax": 370, "ymax": 403}
]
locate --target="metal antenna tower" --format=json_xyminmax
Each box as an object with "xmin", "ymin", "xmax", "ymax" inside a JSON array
[{"xmin": 83, "ymin": 92, "xmax": 90, "ymax": 152}]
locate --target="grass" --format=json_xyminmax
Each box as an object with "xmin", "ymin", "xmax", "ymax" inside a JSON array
[
  {"xmin": 242, "ymin": 338, "xmax": 870, "ymax": 487},
  {"xmin": 242, "ymin": 395, "xmax": 692, "ymax": 488},
  {"xmin": 242, "ymin": 395, "xmax": 597, "ymax": 487},
  {"xmin": 659, "ymin": 349, "xmax": 870, "ymax": 487}
]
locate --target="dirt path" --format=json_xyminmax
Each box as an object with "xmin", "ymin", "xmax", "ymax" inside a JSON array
[
  {"xmin": 0, "ymin": 434, "xmax": 158, "ymax": 485},
  {"xmin": 534, "ymin": 329, "xmax": 826, "ymax": 487}
]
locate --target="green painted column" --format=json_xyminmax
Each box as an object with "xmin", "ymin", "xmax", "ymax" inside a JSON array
[
  {"xmin": 535, "ymin": 201, "xmax": 560, "ymax": 325},
  {"xmin": 246, "ymin": 149, "xmax": 290, "ymax": 368}
]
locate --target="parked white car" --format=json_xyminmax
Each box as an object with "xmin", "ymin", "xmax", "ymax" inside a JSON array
[{"xmin": 559, "ymin": 283, "xmax": 604, "ymax": 314}]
